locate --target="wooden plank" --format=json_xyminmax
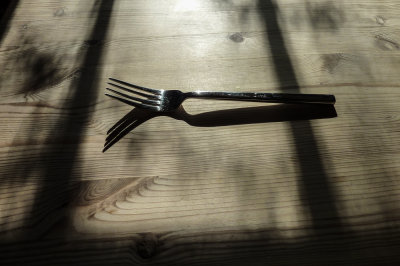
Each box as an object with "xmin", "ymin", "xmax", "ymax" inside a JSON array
[{"xmin": 0, "ymin": 176, "xmax": 399, "ymax": 264}]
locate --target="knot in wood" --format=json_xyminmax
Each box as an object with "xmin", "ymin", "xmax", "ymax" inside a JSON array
[{"xmin": 136, "ymin": 233, "xmax": 159, "ymax": 259}]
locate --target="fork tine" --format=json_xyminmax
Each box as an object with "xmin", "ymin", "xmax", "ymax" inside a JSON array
[
  {"xmin": 106, "ymin": 87, "xmax": 160, "ymax": 106},
  {"xmin": 108, "ymin": 82, "xmax": 160, "ymax": 100},
  {"xmin": 109, "ymin": 78, "xmax": 161, "ymax": 95},
  {"xmin": 105, "ymin": 93, "xmax": 156, "ymax": 110}
]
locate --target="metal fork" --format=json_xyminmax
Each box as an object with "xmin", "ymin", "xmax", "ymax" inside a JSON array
[{"xmin": 105, "ymin": 78, "xmax": 335, "ymax": 113}]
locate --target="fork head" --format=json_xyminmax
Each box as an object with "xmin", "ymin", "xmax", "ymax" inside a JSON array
[{"xmin": 105, "ymin": 78, "xmax": 185, "ymax": 112}]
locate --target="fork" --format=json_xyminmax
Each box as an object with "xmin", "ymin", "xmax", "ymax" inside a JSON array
[{"xmin": 105, "ymin": 78, "xmax": 335, "ymax": 113}]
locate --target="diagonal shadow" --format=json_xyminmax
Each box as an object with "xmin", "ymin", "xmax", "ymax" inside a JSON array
[
  {"xmin": 104, "ymin": 108, "xmax": 158, "ymax": 152},
  {"xmin": 258, "ymin": 0, "xmax": 344, "ymax": 235},
  {"xmin": 23, "ymin": 0, "xmax": 115, "ymax": 239},
  {"xmin": 104, "ymin": 103, "xmax": 336, "ymax": 152},
  {"xmin": 0, "ymin": 0, "xmax": 19, "ymax": 45}
]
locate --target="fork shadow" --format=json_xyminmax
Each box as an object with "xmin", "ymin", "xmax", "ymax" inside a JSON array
[{"xmin": 104, "ymin": 103, "xmax": 337, "ymax": 152}]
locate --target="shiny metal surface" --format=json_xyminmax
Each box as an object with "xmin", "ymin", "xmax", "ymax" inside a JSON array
[{"xmin": 106, "ymin": 78, "xmax": 335, "ymax": 113}]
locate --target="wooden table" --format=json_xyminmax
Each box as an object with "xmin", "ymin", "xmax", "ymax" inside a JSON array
[{"xmin": 1, "ymin": 0, "xmax": 399, "ymax": 265}]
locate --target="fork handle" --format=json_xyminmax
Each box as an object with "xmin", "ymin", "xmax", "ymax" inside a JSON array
[{"xmin": 185, "ymin": 91, "xmax": 335, "ymax": 105}]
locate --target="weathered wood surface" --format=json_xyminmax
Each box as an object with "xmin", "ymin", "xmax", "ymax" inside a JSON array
[{"xmin": 0, "ymin": 0, "xmax": 399, "ymax": 265}]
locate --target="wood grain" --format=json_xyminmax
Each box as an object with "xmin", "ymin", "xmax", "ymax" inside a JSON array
[{"xmin": 0, "ymin": 0, "xmax": 399, "ymax": 265}]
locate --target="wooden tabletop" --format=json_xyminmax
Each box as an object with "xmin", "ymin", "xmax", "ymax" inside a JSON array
[{"xmin": 1, "ymin": 0, "xmax": 399, "ymax": 265}]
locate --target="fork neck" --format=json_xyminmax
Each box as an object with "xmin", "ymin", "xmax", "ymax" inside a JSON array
[
  {"xmin": 184, "ymin": 91, "xmax": 259, "ymax": 100},
  {"xmin": 184, "ymin": 91, "xmax": 227, "ymax": 99}
]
